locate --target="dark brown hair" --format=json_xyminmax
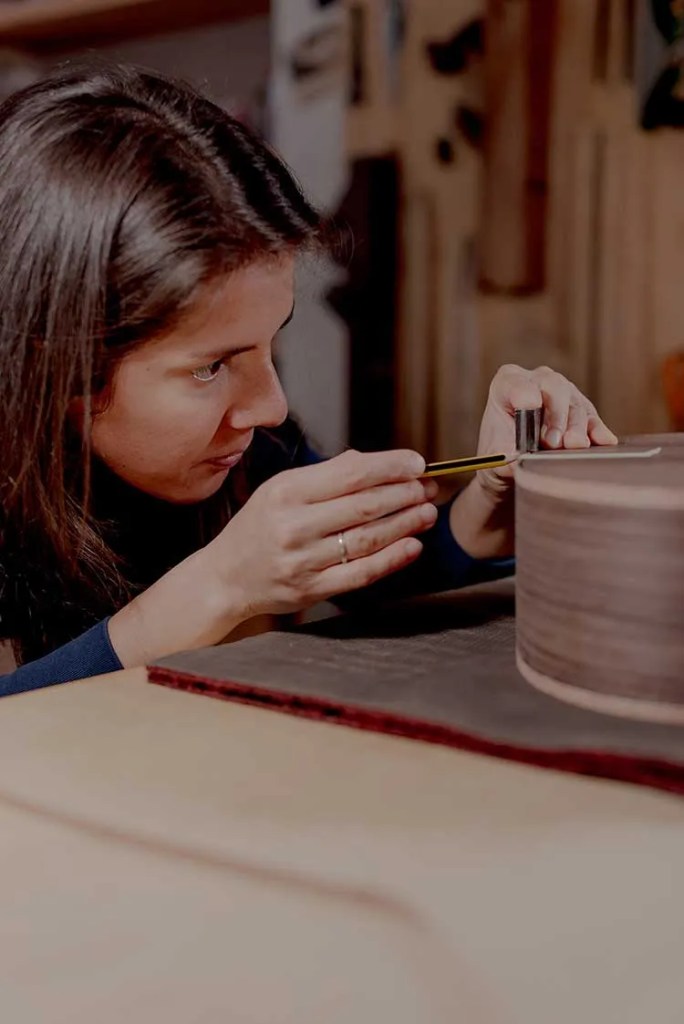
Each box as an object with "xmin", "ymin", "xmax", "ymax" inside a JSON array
[{"xmin": 0, "ymin": 63, "xmax": 323, "ymax": 663}]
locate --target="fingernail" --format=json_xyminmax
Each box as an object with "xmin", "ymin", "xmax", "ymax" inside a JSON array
[
  {"xmin": 421, "ymin": 502, "xmax": 438, "ymax": 522},
  {"xmin": 423, "ymin": 480, "xmax": 439, "ymax": 499},
  {"xmin": 546, "ymin": 428, "xmax": 563, "ymax": 449}
]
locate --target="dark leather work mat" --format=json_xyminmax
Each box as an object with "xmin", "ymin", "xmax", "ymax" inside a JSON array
[{"xmin": 148, "ymin": 581, "xmax": 684, "ymax": 797}]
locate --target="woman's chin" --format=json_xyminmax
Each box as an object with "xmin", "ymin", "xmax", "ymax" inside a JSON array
[
  {"xmin": 125, "ymin": 464, "xmax": 231, "ymax": 505},
  {"xmin": 172, "ymin": 468, "xmax": 230, "ymax": 504}
]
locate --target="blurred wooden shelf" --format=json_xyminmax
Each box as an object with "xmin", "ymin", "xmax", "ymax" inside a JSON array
[{"xmin": 0, "ymin": 0, "xmax": 268, "ymax": 52}]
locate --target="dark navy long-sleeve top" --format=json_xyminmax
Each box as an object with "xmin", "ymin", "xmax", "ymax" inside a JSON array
[{"xmin": 1, "ymin": 427, "xmax": 514, "ymax": 696}]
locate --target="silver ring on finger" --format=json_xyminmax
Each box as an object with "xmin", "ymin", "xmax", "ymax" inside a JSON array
[{"xmin": 337, "ymin": 531, "xmax": 349, "ymax": 565}]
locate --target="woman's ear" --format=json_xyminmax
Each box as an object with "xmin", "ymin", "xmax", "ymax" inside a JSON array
[
  {"xmin": 67, "ymin": 389, "xmax": 108, "ymax": 432},
  {"xmin": 67, "ymin": 396, "xmax": 86, "ymax": 432},
  {"xmin": 90, "ymin": 388, "xmax": 110, "ymax": 416}
]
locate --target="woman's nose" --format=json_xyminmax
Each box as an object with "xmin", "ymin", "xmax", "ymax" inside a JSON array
[{"xmin": 229, "ymin": 365, "xmax": 288, "ymax": 431}]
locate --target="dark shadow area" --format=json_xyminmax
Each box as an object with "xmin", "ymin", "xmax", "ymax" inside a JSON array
[{"xmin": 302, "ymin": 583, "xmax": 516, "ymax": 641}]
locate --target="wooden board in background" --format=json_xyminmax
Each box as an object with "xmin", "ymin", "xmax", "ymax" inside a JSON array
[
  {"xmin": 0, "ymin": 0, "xmax": 267, "ymax": 52},
  {"xmin": 480, "ymin": 0, "xmax": 679, "ymax": 436},
  {"xmin": 479, "ymin": 0, "xmax": 558, "ymax": 295},
  {"xmin": 649, "ymin": 130, "xmax": 684, "ymax": 430},
  {"xmin": 396, "ymin": 0, "xmax": 485, "ymax": 459},
  {"xmin": 357, "ymin": 0, "xmax": 680, "ymax": 452}
]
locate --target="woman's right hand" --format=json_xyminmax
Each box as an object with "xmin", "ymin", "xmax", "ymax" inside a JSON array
[
  {"xmin": 203, "ymin": 448, "xmax": 438, "ymax": 619},
  {"xmin": 109, "ymin": 449, "xmax": 437, "ymax": 669}
]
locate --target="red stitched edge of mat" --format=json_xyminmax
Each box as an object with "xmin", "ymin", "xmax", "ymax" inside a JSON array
[{"xmin": 147, "ymin": 667, "xmax": 684, "ymax": 798}]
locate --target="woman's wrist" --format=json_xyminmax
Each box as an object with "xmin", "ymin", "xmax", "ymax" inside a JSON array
[
  {"xmin": 448, "ymin": 476, "xmax": 515, "ymax": 561},
  {"xmin": 108, "ymin": 548, "xmax": 248, "ymax": 669}
]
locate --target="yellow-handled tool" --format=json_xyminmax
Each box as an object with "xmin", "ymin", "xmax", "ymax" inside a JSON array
[
  {"xmin": 423, "ymin": 453, "xmax": 509, "ymax": 478},
  {"xmin": 423, "ymin": 410, "xmax": 539, "ymax": 478}
]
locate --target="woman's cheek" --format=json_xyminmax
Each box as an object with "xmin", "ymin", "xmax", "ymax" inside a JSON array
[
  {"xmin": 180, "ymin": 384, "xmax": 242, "ymax": 463},
  {"xmin": 114, "ymin": 367, "xmax": 230, "ymax": 458}
]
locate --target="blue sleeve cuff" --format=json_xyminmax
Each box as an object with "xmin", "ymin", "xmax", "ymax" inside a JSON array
[
  {"xmin": 0, "ymin": 617, "xmax": 123, "ymax": 698},
  {"xmin": 419, "ymin": 497, "xmax": 516, "ymax": 589}
]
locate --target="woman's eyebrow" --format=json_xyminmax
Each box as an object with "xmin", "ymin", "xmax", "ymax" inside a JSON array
[{"xmin": 189, "ymin": 304, "xmax": 296, "ymax": 364}]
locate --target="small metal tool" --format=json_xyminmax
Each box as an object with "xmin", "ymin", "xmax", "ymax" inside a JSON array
[{"xmin": 515, "ymin": 408, "xmax": 542, "ymax": 454}]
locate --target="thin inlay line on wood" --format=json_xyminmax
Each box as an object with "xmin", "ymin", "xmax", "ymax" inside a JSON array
[
  {"xmin": 516, "ymin": 651, "xmax": 684, "ymax": 724},
  {"xmin": 515, "ymin": 468, "xmax": 684, "ymax": 510},
  {"xmin": 519, "ymin": 445, "xmax": 661, "ymax": 461}
]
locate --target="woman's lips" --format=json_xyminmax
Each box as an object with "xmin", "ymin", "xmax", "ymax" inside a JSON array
[{"xmin": 204, "ymin": 450, "xmax": 247, "ymax": 470}]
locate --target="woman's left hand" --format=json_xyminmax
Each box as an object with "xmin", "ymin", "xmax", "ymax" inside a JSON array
[
  {"xmin": 475, "ymin": 364, "xmax": 618, "ymax": 498},
  {"xmin": 449, "ymin": 364, "xmax": 618, "ymax": 559}
]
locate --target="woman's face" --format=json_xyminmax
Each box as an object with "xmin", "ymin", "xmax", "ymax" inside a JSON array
[{"xmin": 92, "ymin": 258, "xmax": 293, "ymax": 504}]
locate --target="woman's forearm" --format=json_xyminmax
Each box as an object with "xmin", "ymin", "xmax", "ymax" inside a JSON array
[
  {"xmin": 448, "ymin": 477, "xmax": 515, "ymax": 560},
  {"xmin": 108, "ymin": 549, "xmax": 246, "ymax": 669}
]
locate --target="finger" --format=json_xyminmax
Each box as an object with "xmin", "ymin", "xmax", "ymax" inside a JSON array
[
  {"xmin": 588, "ymin": 414, "xmax": 619, "ymax": 446},
  {"xmin": 317, "ymin": 502, "xmax": 438, "ymax": 570},
  {"xmin": 317, "ymin": 536, "xmax": 424, "ymax": 598},
  {"xmin": 534, "ymin": 369, "xmax": 573, "ymax": 448},
  {"xmin": 569, "ymin": 385, "xmax": 618, "ymax": 445},
  {"xmin": 282, "ymin": 449, "xmax": 426, "ymax": 504},
  {"xmin": 490, "ymin": 364, "xmax": 542, "ymax": 412},
  {"xmin": 307, "ymin": 478, "xmax": 439, "ymax": 537},
  {"xmin": 562, "ymin": 402, "xmax": 591, "ymax": 449}
]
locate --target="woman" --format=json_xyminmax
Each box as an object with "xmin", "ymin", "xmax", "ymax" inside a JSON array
[{"xmin": 0, "ymin": 64, "xmax": 617, "ymax": 696}]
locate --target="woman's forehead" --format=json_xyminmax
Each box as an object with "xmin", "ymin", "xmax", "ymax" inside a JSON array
[{"xmin": 134, "ymin": 257, "xmax": 296, "ymax": 360}]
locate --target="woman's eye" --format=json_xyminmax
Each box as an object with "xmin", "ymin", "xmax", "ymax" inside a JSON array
[{"xmin": 192, "ymin": 360, "xmax": 223, "ymax": 382}]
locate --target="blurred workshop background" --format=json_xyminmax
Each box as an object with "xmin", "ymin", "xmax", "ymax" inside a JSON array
[{"xmin": 0, "ymin": 0, "xmax": 683, "ymax": 459}]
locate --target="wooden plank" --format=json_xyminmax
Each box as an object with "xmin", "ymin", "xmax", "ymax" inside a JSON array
[
  {"xmin": 479, "ymin": 0, "xmax": 558, "ymax": 294},
  {"xmin": 650, "ymin": 130, "xmax": 684, "ymax": 431},
  {"xmin": 0, "ymin": 0, "xmax": 268, "ymax": 52},
  {"xmin": 593, "ymin": 130, "xmax": 647, "ymax": 432},
  {"xmin": 345, "ymin": 2, "xmax": 400, "ymax": 160},
  {"xmin": 583, "ymin": 0, "xmax": 660, "ymax": 433},
  {"xmin": 396, "ymin": 192, "xmax": 438, "ymax": 454},
  {"xmin": 609, "ymin": 133, "xmax": 653, "ymax": 433},
  {"xmin": 547, "ymin": 0, "xmax": 596, "ymax": 383},
  {"xmin": 396, "ymin": 0, "xmax": 485, "ymax": 457},
  {"xmin": 479, "ymin": 0, "xmax": 529, "ymax": 292}
]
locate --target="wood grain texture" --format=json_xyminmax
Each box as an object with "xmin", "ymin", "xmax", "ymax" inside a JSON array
[
  {"xmin": 0, "ymin": 0, "xmax": 267, "ymax": 53},
  {"xmin": 516, "ymin": 434, "xmax": 684, "ymax": 722},
  {"xmin": 394, "ymin": 0, "xmax": 487, "ymax": 459},
  {"xmin": 479, "ymin": 0, "xmax": 558, "ymax": 293}
]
